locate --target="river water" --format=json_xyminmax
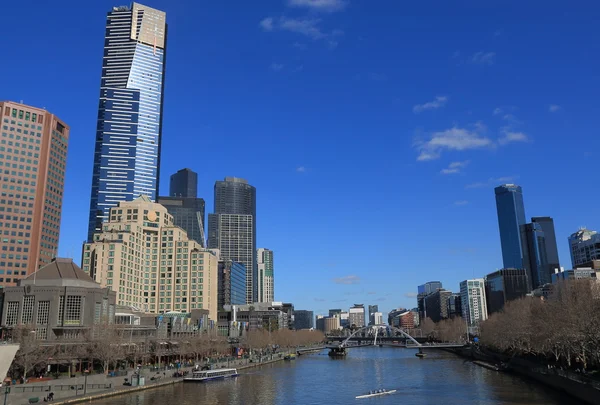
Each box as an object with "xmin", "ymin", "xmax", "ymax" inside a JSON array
[{"xmin": 93, "ymin": 347, "xmax": 582, "ymax": 405}]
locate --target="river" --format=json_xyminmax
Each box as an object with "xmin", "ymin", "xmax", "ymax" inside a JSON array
[{"xmin": 92, "ymin": 347, "xmax": 583, "ymax": 404}]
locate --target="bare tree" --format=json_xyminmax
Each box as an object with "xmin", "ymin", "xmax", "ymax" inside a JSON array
[
  {"xmin": 9, "ymin": 325, "xmax": 55, "ymax": 381},
  {"xmin": 90, "ymin": 325, "xmax": 125, "ymax": 374}
]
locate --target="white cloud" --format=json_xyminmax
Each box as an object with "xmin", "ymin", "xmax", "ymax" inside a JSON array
[
  {"xmin": 413, "ymin": 96, "xmax": 448, "ymax": 114},
  {"xmin": 441, "ymin": 160, "xmax": 470, "ymax": 175},
  {"xmin": 270, "ymin": 63, "xmax": 284, "ymax": 71},
  {"xmin": 471, "ymin": 51, "xmax": 496, "ymax": 65},
  {"xmin": 288, "ymin": 0, "xmax": 347, "ymax": 12},
  {"xmin": 493, "ymin": 107, "xmax": 503, "ymax": 115},
  {"xmin": 404, "ymin": 292, "xmax": 418, "ymax": 298},
  {"xmin": 332, "ymin": 275, "xmax": 360, "ymax": 285},
  {"xmin": 296, "ymin": 166, "xmax": 306, "ymax": 172},
  {"xmin": 549, "ymin": 104, "xmax": 562, "ymax": 113},
  {"xmin": 454, "ymin": 200, "xmax": 469, "ymax": 206},
  {"xmin": 416, "ymin": 127, "xmax": 492, "ymax": 161},
  {"xmin": 259, "ymin": 17, "xmax": 274, "ymax": 31},
  {"xmin": 499, "ymin": 131, "xmax": 529, "ymax": 145}
]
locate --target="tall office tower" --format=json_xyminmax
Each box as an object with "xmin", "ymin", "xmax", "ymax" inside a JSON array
[
  {"xmin": 423, "ymin": 289, "xmax": 453, "ymax": 322},
  {"xmin": 82, "ymin": 196, "xmax": 219, "ymax": 320},
  {"xmin": 368, "ymin": 304, "xmax": 379, "ymax": 325},
  {"xmin": 170, "ymin": 168, "xmax": 197, "ymax": 198},
  {"xmin": 495, "ymin": 184, "xmax": 527, "ymax": 269},
  {"xmin": 217, "ymin": 260, "xmax": 246, "ymax": 309},
  {"xmin": 158, "ymin": 169, "xmax": 205, "ymax": 247},
  {"xmin": 460, "ymin": 279, "xmax": 488, "ymax": 326},
  {"xmin": 208, "ymin": 177, "xmax": 256, "ymax": 303},
  {"xmin": 532, "ymin": 217, "xmax": 560, "ymax": 274},
  {"xmin": 0, "ymin": 102, "xmax": 70, "ymax": 287},
  {"xmin": 569, "ymin": 228, "xmax": 600, "ymax": 267},
  {"xmin": 257, "ymin": 248, "xmax": 274, "ymax": 303},
  {"xmin": 520, "ymin": 223, "xmax": 550, "ymax": 289},
  {"xmin": 87, "ymin": 3, "xmax": 168, "ymax": 242},
  {"xmin": 417, "ymin": 281, "xmax": 442, "ymax": 321},
  {"xmin": 485, "ymin": 268, "xmax": 529, "ymax": 314},
  {"xmin": 349, "ymin": 304, "xmax": 365, "ymax": 327},
  {"xmin": 293, "ymin": 310, "xmax": 314, "ymax": 330}
]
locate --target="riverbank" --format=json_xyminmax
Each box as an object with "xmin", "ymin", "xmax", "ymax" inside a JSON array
[{"xmin": 448, "ymin": 346, "xmax": 600, "ymax": 405}]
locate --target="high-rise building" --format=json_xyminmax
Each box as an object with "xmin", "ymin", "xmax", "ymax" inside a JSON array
[
  {"xmin": 208, "ymin": 177, "xmax": 256, "ymax": 303},
  {"xmin": 446, "ymin": 293, "xmax": 462, "ymax": 318},
  {"xmin": 349, "ymin": 304, "xmax": 365, "ymax": 327},
  {"xmin": 169, "ymin": 168, "xmax": 197, "ymax": 198},
  {"xmin": 293, "ymin": 310, "xmax": 314, "ymax": 329},
  {"xmin": 87, "ymin": 3, "xmax": 168, "ymax": 242},
  {"xmin": 485, "ymin": 268, "xmax": 529, "ymax": 314},
  {"xmin": 368, "ymin": 304, "xmax": 379, "ymax": 325},
  {"xmin": 257, "ymin": 248, "xmax": 274, "ymax": 303},
  {"xmin": 329, "ymin": 309, "xmax": 342, "ymax": 317},
  {"xmin": 520, "ymin": 222, "xmax": 550, "ymax": 289},
  {"xmin": 82, "ymin": 196, "xmax": 219, "ymax": 320},
  {"xmin": 460, "ymin": 279, "xmax": 488, "ymax": 326},
  {"xmin": 569, "ymin": 228, "xmax": 600, "ymax": 267},
  {"xmin": 532, "ymin": 217, "xmax": 560, "ymax": 275},
  {"xmin": 371, "ymin": 312, "xmax": 383, "ymax": 325},
  {"xmin": 417, "ymin": 281, "xmax": 442, "ymax": 321},
  {"xmin": 157, "ymin": 196, "xmax": 205, "ymax": 247},
  {"xmin": 424, "ymin": 289, "xmax": 452, "ymax": 322},
  {"xmin": 0, "ymin": 102, "xmax": 70, "ymax": 287},
  {"xmin": 217, "ymin": 260, "xmax": 246, "ymax": 309},
  {"xmin": 495, "ymin": 184, "xmax": 527, "ymax": 269}
]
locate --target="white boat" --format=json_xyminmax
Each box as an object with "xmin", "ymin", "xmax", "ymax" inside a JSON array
[
  {"xmin": 356, "ymin": 389, "xmax": 397, "ymax": 399},
  {"xmin": 183, "ymin": 368, "xmax": 239, "ymax": 382}
]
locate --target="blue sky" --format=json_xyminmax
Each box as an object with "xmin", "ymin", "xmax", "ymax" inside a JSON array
[{"xmin": 2, "ymin": 0, "xmax": 599, "ymax": 317}]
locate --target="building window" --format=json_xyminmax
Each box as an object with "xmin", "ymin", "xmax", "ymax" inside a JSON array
[
  {"xmin": 5, "ymin": 302, "xmax": 19, "ymax": 325},
  {"xmin": 94, "ymin": 302, "xmax": 101, "ymax": 324},
  {"xmin": 35, "ymin": 326, "xmax": 48, "ymax": 340},
  {"xmin": 108, "ymin": 304, "xmax": 115, "ymax": 324},
  {"xmin": 21, "ymin": 295, "xmax": 35, "ymax": 324},
  {"xmin": 58, "ymin": 296, "xmax": 64, "ymax": 324},
  {"xmin": 65, "ymin": 296, "xmax": 82, "ymax": 325},
  {"xmin": 37, "ymin": 301, "xmax": 50, "ymax": 325}
]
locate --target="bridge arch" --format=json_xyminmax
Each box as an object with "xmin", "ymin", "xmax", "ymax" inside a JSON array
[{"xmin": 340, "ymin": 324, "xmax": 421, "ymax": 348}]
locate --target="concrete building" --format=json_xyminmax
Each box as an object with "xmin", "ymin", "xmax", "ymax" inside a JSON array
[
  {"xmin": 217, "ymin": 302, "xmax": 291, "ymax": 336},
  {"xmin": 257, "ymin": 248, "xmax": 274, "ymax": 303},
  {"xmin": 423, "ymin": 289, "xmax": 452, "ymax": 322},
  {"xmin": 495, "ymin": 184, "xmax": 527, "ymax": 269},
  {"xmin": 368, "ymin": 304, "xmax": 378, "ymax": 325},
  {"xmin": 82, "ymin": 196, "xmax": 219, "ymax": 320},
  {"xmin": 169, "ymin": 168, "xmax": 197, "ymax": 198},
  {"xmin": 217, "ymin": 260, "xmax": 246, "ymax": 309},
  {"xmin": 460, "ymin": 279, "xmax": 488, "ymax": 326},
  {"xmin": 339, "ymin": 311, "xmax": 349, "ymax": 328},
  {"xmin": 208, "ymin": 177, "xmax": 257, "ymax": 303},
  {"xmin": 0, "ymin": 102, "xmax": 70, "ymax": 287},
  {"xmin": 1, "ymin": 258, "xmax": 116, "ymax": 341},
  {"xmin": 329, "ymin": 309, "xmax": 341, "ymax": 317},
  {"xmin": 349, "ymin": 304, "xmax": 365, "ymax": 327},
  {"xmin": 551, "ymin": 268, "xmax": 597, "ymax": 283},
  {"xmin": 485, "ymin": 268, "xmax": 529, "ymax": 314},
  {"xmin": 569, "ymin": 228, "xmax": 600, "ymax": 268},
  {"xmin": 417, "ymin": 281, "xmax": 442, "ymax": 320},
  {"xmin": 87, "ymin": 3, "xmax": 168, "ymax": 241},
  {"xmin": 387, "ymin": 308, "xmax": 408, "ymax": 326},
  {"xmin": 371, "ymin": 312, "xmax": 383, "ymax": 325},
  {"xmin": 316, "ymin": 315, "xmax": 340, "ymax": 334},
  {"xmin": 293, "ymin": 310, "xmax": 314, "ymax": 329}
]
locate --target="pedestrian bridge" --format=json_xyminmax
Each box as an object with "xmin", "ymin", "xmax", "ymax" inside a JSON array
[{"xmin": 327, "ymin": 325, "xmax": 466, "ymax": 357}]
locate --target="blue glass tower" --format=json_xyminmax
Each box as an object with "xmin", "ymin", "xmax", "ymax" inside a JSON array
[
  {"xmin": 87, "ymin": 3, "xmax": 167, "ymax": 241},
  {"xmin": 495, "ymin": 184, "xmax": 527, "ymax": 269},
  {"xmin": 520, "ymin": 223, "xmax": 550, "ymax": 289}
]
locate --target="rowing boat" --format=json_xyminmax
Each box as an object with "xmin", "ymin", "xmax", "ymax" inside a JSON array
[{"xmin": 356, "ymin": 389, "xmax": 396, "ymax": 399}]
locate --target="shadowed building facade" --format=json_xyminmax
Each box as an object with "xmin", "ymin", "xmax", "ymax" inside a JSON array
[
  {"xmin": 495, "ymin": 184, "xmax": 527, "ymax": 269},
  {"xmin": 485, "ymin": 268, "xmax": 529, "ymax": 314},
  {"xmin": 87, "ymin": 3, "xmax": 168, "ymax": 241},
  {"xmin": 0, "ymin": 102, "xmax": 70, "ymax": 287}
]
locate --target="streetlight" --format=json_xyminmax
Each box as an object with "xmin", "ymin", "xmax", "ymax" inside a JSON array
[{"xmin": 83, "ymin": 370, "xmax": 89, "ymax": 396}]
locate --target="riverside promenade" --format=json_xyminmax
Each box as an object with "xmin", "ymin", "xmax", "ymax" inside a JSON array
[{"xmin": 1, "ymin": 350, "xmax": 323, "ymax": 405}]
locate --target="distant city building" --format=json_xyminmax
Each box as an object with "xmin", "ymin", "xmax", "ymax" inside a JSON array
[
  {"xmin": 315, "ymin": 315, "xmax": 324, "ymax": 332},
  {"xmin": 257, "ymin": 248, "xmax": 274, "ymax": 303},
  {"xmin": 417, "ymin": 281, "xmax": 443, "ymax": 320},
  {"xmin": 0, "ymin": 102, "xmax": 70, "ymax": 287},
  {"xmin": 495, "ymin": 184, "xmax": 527, "ymax": 269},
  {"xmin": 551, "ymin": 268, "xmax": 597, "ymax": 283},
  {"xmin": 169, "ymin": 168, "xmax": 197, "ymax": 198},
  {"xmin": 339, "ymin": 311, "xmax": 349, "ymax": 328},
  {"xmin": 316, "ymin": 315, "xmax": 340, "ymax": 334},
  {"xmin": 446, "ymin": 293, "xmax": 462, "ymax": 318},
  {"xmin": 387, "ymin": 308, "xmax": 408, "ymax": 326},
  {"xmin": 208, "ymin": 177, "xmax": 257, "ymax": 303},
  {"xmin": 368, "ymin": 305, "xmax": 379, "ymax": 325},
  {"xmin": 87, "ymin": 3, "xmax": 168, "ymax": 241},
  {"xmin": 82, "ymin": 196, "xmax": 219, "ymax": 320},
  {"xmin": 521, "ymin": 222, "xmax": 551, "ymax": 289},
  {"xmin": 329, "ymin": 309, "xmax": 342, "ymax": 317},
  {"xmin": 532, "ymin": 217, "xmax": 560, "ymax": 277},
  {"xmin": 218, "ymin": 260, "xmax": 246, "ymax": 309},
  {"xmin": 569, "ymin": 228, "xmax": 600, "ymax": 268},
  {"xmin": 485, "ymin": 268, "xmax": 529, "ymax": 314},
  {"xmin": 349, "ymin": 304, "xmax": 365, "ymax": 327},
  {"xmin": 371, "ymin": 312, "xmax": 383, "ymax": 325},
  {"xmin": 399, "ymin": 311, "xmax": 415, "ymax": 329},
  {"xmin": 218, "ymin": 302, "xmax": 290, "ymax": 336},
  {"xmin": 157, "ymin": 196, "xmax": 206, "ymax": 247},
  {"xmin": 460, "ymin": 279, "xmax": 488, "ymax": 326},
  {"xmin": 293, "ymin": 310, "xmax": 314, "ymax": 329},
  {"xmin": 411, "ymin": 310, "xmax": 420, "ymax": 328},
  {"xmin": 423, "ymin": 289, "xmax": 452, "ymax": 323},
  {"xmin": 1, "ymin": 258, "xmax": 116, "ymax": 341}
]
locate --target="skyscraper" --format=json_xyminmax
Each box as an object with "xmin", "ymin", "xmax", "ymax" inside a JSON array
[
  {"xmin": 257, "ymin": 248, "xmax": 274, "ymax": 303},
  {"xmin": 0, "ymin": 102, "xmax": 70, "ymax": 287},
  {"xmin": 158, "ymin": 169, "xmax": 205, "ymax": 247},
  {"xmin": 495, "ymin": 184, "xmax": 527, "ymax": 269},
  {"xmin": 170, "ymin": 168, "xmax": 197, "ymax": 198},
  {"xmin": 569, "ymin": 228, "xmax": 600, "ymax": 267},
  {"xmin": 368, "ymin": 304, "xmax": 379, "ymax": 325},
  {"xmin": 520, "ymin": 223, "xmax": 550, "ymax": 289},
  {"xmin": 460, "ymin": 279, "xmax": 488, "ymax": 326},
  {"xmin": 532, "ymin": 217, "xmax": 560, "ymax": 273},
  {"xmin": 208, "ymin": 177, "xmax": 256, "ymax": 303},
  {"xmin": 87, "ymin": 3, "xmax": 167, "ymax": 242},
  {"xmin": 417, "ymin": 281, "xmax": 442, "ymax": 321},
  {"xmin": 217, "ymin": 260, "xmax": 246, "ymax": 309}
]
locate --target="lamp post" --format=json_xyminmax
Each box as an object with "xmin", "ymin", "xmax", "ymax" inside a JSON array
[
  {"xmin": 4, "ymin": 386, "xmax": 10, "ymax": 405},
  {"xmin": 83, "ymin": 370, "xmax": 89, "ymax": 396}
]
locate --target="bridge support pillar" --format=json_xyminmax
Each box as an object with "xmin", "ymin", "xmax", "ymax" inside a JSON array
[
  {"xmin": 415, "ymin": 348, "xmax": 426, "ymax": 358},
  {"xmin": 328, "ymin": 347, "xmax": 347, "ymax": 357}
]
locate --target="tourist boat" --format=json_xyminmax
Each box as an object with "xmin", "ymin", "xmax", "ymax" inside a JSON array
[
  {"xmin": 183, "ymin": 368, "xmax": 239, "ymax": 382},
  {"xmin": 356, "ymin": 389, "xmax": 396, "ymax": 399},
  {"xmin": 284, "ymin": 354, "xmax": 296, "ymax": 361}
]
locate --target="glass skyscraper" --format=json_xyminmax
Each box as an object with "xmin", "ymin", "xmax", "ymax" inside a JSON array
[
  {"xmin": 521, "ymin": 222, "xmax": 550, "ymax": 289},
  {"xmin": 532, "ymin": 217, "xmax": 560, "ymax": 275},
  {"xmin": 87, "ymin": 3, "xmax": 167, "ymax": 241},
  {"xmin": 170, "ymin": 168, "xmax": 197, "ymax": 198},
  {"xmin": 494, "ymin": 184, "xmax": 527, "ymax": 269}
]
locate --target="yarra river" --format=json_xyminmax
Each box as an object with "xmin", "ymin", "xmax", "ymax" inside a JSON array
[{"xmin": 93, "ymin": 348, "xmax": 583, "ymax": 405}]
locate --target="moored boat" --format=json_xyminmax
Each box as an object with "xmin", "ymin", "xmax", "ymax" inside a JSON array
[
  {"xmin": 356, "ymin": 389, "xmax": 396, "ymax": 399},
  {"xmin": 183, "ymin": 368, "xmax": 239, "ymax": 382}
]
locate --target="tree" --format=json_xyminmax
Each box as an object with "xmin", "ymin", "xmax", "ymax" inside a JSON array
[
  {"xmin": 90, "ymin": 325, "xmax": 125, "ymax": 374},
  {"xmin": 10, "ymin": 325, "xmax": 55, "ymax": 381}
]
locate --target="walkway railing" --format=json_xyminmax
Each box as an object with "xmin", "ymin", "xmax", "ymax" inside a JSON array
[{"xmin": 8, "ymin": 383, "xmax": 113, "ymax": 393}]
